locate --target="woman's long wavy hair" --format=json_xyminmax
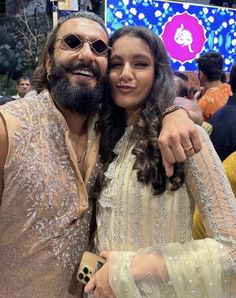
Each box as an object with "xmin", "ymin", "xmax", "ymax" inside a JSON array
[
  {"xmin": 93, "ymin": 26, "xmax": 184, "ymax": 198},
  {"xmin": 34, "ymin": 11, "xmax": 108, "ymax": 93}
]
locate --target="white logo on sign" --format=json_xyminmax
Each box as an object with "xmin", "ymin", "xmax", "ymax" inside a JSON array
[{"xmin": 174, "ymin": 24, "xmax": 194, "ymax": 53}]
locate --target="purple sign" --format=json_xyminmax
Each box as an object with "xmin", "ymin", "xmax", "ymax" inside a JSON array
[{"xmin": 161, "ymin": 12, "xmax": 207, "ymax": 63}]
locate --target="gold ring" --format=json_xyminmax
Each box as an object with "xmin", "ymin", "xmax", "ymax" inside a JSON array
[{"xmin": 184, "ymin": 146, "xmax": 193, "ymax": 152}]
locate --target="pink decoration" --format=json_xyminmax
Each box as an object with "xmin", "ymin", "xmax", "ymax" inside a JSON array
[{"xmin": 161, "ymin": 12, "xmax": 206, "ymax": 63}]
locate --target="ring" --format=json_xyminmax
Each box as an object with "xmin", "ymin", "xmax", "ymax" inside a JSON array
[{"xmin": 184, "ymin": 146, "xmax": 193, "ymax": 152}]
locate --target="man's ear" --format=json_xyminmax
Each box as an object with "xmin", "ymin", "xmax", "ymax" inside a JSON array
[
  {"xmin": 45, "ymin": 53, "xmax": 52, "ymax": 75},
  {"xmin": 198, "ymin": 71, "xmax": 204, "ymax": 80}
]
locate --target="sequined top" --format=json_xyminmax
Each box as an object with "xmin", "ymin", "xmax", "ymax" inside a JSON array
[
  {"xmin": 0, "ymin": 90, "xmax": 99, "ymax": 298},
  {"xmin": 95, "ymin": 126, "xmax": 236, "ymax": 297},
  {"xmin": 198, "ymin": 83, "xmax": 231, "ymax": 121}
]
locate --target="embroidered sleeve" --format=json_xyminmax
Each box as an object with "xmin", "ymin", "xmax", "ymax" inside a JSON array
[{"xmin": 108, "ymin": 126, "xmax": 236, "ymax": 297}]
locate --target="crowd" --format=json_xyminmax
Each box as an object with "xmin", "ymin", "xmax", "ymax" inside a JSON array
[{"xmin": 0, "ymin": 10, "xmax": 235, "ymax": 298}]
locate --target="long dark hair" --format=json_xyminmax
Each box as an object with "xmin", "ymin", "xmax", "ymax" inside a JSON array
[{"xmin": 93, "ymin": 26, "xmax": 185, "ymax": 198}]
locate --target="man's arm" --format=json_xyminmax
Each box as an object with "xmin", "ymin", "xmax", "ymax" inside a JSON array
[
  {"xmin": 174, "ymin": 97, "xmax": 203, "ymax": 125},
  {"xmin": 0, "ymin": 114, "xmax": 8, "ymax": 205},
  {"xmin": 158, "ymin": 97, "xmax": 203, "ymax": 177}
]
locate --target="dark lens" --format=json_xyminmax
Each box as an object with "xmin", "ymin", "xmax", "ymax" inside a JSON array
[
  {"xmin": 83, "ymin": 267, "xmax": 89, "ymax": 274},
  {"xmin": 84, "ymin": 276, "xmax": 90, "ymax": 283},
  {"xmin": 63, "ymin": 34, "xmax": 81, "ymax": 49},
  {"xmin": 78, "ymin": 272, "xmax": 84, "ymax": 280},
  {"xmin": 92, "ymin": 39, "xmax": 108, "ymax": 55}
]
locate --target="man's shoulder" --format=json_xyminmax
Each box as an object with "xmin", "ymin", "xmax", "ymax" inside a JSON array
[{"xmin": 0, "ymin": 92, "xmax": 47, "ymax": 123}]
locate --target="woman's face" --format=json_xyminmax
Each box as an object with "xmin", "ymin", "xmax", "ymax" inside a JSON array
[{"xmin": 109, "ymin": 35, "xmax": 155, "ymax": 122}]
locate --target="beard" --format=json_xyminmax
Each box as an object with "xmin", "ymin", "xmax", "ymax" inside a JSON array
[{"xmin": 49, "ymin": 59, "xmax": 107, "ymax": 115}]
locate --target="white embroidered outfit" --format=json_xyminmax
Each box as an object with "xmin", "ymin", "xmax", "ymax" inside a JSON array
[{"xmin": 95, "ymin": 126, "xmax": 236, "ymax": 297}]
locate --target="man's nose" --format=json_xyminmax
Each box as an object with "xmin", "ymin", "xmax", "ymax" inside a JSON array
[{"xmin": 75, "ymin": 42, "xmax": 95, "ymax": 64}]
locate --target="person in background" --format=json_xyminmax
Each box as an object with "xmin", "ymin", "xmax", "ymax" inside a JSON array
[
  {"xmin": 0, "ymin": 12, "xmax": 202, "ymax": 297},
  {"xmin": 0, "ymin": 95, "xmax": 15, "ymax": 105},
  {"xmin": 194, "ymin": 52, "xmax": 231, "ymax": 121},
  {"xmin": 12, "ymin": 75, "xmax": 33, "ymax": 99},
  {"xmin": 173, "ymin": 71, "xmax": 205, "ymax": 126},
  {"xmin": 173, "ymin": 73, "xmax": 188, "ymax": 98},
  {"xmin": 208, "ymin": 61, "xmax": 236, "ymax": 161},
  {"xmin": 85, "ymin": 26, "xmax": 236, "ymax": 298}
]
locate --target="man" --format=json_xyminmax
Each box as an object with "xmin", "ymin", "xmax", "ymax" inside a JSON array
[
  {"xmin": 0, "ymin": 12, "xmax": 201, "ymax": 297},
  {"xmin": 195, "ymin": 52, "xmax": 231, "ymax": 121},
  {"xmin": 12, "ymin": 75, "xmax": 33, "ymax": 99},
  {"xmin": 209, "ymin": 62, "xmax": 236, "ymax": 161},
  {"xmin": 173, "ymin": 71, "xmax": 189, "ymax": 98}
]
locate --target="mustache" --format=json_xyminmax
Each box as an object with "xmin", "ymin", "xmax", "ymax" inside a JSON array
[{"xmin": 60, "ymin": 61, "xmax": 101, "ymax": 78}]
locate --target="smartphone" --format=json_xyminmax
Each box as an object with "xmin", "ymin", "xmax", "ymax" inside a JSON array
[{"xmin": 77, "ymin": 251, "xmax": 105, "ymax": 285}]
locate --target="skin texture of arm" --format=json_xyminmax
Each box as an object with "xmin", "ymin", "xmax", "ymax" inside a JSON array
[
  {"xmin": 0, "ymin": 114, "xmax": 8, "ymax": 205},
  {"xmin": 174, "ymin": 96, "xmax": 203, "ymax": 125}
]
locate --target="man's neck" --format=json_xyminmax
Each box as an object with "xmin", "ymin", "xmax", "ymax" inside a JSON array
[
  {"xmin": 205, "ymin": 80, "xmax": 222, "ymax": 90},
  {"xmin": 62, "ymin": 109, "xmax": 89, "ymax": 136}
]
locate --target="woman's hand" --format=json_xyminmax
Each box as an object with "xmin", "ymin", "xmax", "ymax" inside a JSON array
[{"xmin": 84, "ymin": 251, "xmax": 116, "ymax": 298}]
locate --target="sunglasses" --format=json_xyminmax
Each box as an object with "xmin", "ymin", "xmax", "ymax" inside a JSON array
[{"xmin": 58, "ymin": 33, "xmax": 111, "ymax": 56}]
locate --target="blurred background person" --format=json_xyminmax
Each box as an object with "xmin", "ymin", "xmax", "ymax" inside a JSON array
[
  {"xmin": 0, "ymin": 95, "xmax": 15, "ymax": 105},
  {"xmin": 209, "ymin": 61, "xmax": 236, "ymax": 161},
  {"xmin": 194, "ymin": 52, "xmax": 231, "ymax": 121},
  {"xmin": 12, "ymin": 75, "xmax": 33, "ymax": 99},
  {"xmin": 173, "ymin": 71, "xmax": 189, "ymax": 98}
]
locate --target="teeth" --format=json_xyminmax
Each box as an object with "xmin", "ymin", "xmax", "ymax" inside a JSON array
[{"xmin": 72, "ymin": 70, "xmax": 93, "ymax": 77}]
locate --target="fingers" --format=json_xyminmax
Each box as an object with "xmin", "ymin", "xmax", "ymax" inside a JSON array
[
  {"xmin": 162, "ymin": 159, "xmax": 174, "ymax": 178},
  {"xmin": 190, "ymin": 130, "xmax": 202, "ymax": 153},
  {"xmin": 100, "ymin": 251, "xmax": 109, "ymax": 259},
  {"xmin": 158, "ymin": 128, "xmax": 202, "ymax": 177},
  {"xmin": 84, "ymin": 277, "xmax": 96, "ymax": 294}
]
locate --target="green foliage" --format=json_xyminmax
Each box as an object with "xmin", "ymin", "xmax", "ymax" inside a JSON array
[{"xmin": 0, "ymin": 10, "xmax": 52, "ymax": 95}]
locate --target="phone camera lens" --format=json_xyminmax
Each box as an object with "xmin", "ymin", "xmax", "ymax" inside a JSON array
[
  {"xmin": 84, "ymin": 276, "xmax": 90, "ymax": 283},
  {"xmin": 78, "ymin": 273, "xmax": 84, "ymax": 280},
  {"xmin": 83, "ymin": 267, "xmax": 89, "ymax": 274}
]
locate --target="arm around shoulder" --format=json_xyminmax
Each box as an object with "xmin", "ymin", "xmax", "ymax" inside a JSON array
[
  {"xmin": 174, "ymin": 96, "xmax": 203, "ymax": 125},
  {"xmin": 0, "ymin": 113, "xmax": 8, "ymax": 204}
]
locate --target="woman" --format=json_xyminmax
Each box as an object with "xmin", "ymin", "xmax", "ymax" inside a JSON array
[{"xmin": 85, "ymin": 26, "xmax": 236, "ymax": 297}]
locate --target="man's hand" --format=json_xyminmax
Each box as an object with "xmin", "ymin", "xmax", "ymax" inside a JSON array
[
  {"xmin": 158, "ymin": 109, "xmax": 202, "ymax": 177},
  {"xmin": 84, "ymin": 251, "xmax": 116, "ymax": 298}
]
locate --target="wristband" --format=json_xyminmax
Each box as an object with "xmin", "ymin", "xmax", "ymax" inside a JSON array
[{"xmin": 162, "ymin": 105, "xmax": 190, "ymax": 119}]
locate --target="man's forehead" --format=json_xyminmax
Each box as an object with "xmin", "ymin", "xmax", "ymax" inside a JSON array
[
  {"xmin": 58, "ymin": 18, "xmax": 108, "ymax": 41},
  {"xmin": 19, "ymin": 80, "xmax": 30, "ymax": 85}
]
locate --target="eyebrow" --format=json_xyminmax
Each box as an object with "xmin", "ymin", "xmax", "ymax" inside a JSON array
[{"xmin": 110, "ymin": 53, "xmax": 153, "ymax": 61}]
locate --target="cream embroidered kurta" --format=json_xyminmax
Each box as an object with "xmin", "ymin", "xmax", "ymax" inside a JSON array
[
  {"xmin": 0, "ymin": 90, "xmax": 99, "ymax": 298},
  {"xmin": 95, "ymin": 126, "xmax": 236, "ymax": 297}
]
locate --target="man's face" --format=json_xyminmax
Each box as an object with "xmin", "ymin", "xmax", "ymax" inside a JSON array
[
  {"xmin": 46, "ymin": 18, "xmax": 109, "ymax": 115},
  {"xmin": 17, "ymin": 79, "xmax": 32, "ymax": 98}
]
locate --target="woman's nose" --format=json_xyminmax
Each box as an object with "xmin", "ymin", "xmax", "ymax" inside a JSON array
[{"xmin": 120, "ymin": 63, "xmax": 134, "ymax": 82}]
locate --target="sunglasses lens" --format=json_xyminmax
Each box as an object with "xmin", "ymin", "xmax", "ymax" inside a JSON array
[
  {"xmin": 63, "ymin": 34, "xmax": 82, "ymax": 49},
  {"xmin": 92, "ymin": 39, "xmax": 109, "ymax": 55}
]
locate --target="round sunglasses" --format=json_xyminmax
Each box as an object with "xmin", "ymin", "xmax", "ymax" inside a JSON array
[{"xmin": 58, "ymin": 33, "xmax": 111, "ymax": 56}]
